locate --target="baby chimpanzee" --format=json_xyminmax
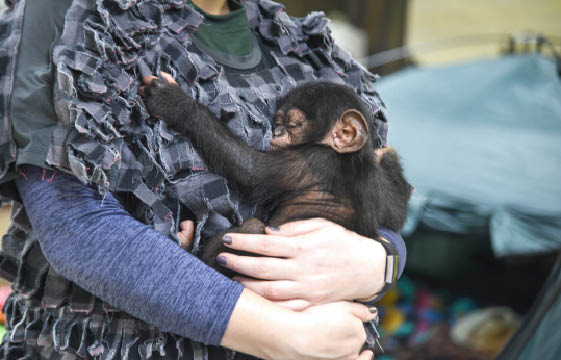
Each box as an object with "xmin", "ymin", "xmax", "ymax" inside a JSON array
[{"xmin": 142, "ymin": 76, "xmax": 412, "ymax": 273}]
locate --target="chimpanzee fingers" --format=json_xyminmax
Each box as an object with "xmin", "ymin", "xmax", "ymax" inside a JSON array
[
  {"xmin": 222, "ymin": 233, "xmax": 297, "ymax": 258},
  {"xmin": 140, "ymin": 76, "xmax": 165, "ymax": 101},
  {"xmin": 159, "ymin": 72, "xmax": 178, "ymax": 86},
  {"xmin": 217, "ymin": 253, "xmax": 298, "ymax": 280},
  {"xmin": 374, "ymin": 146, "xmax": 398, "ymax": 165},
  {"xmin": 142, "ymin": 75, "xmax": 159, "ymax": 86},
  {"xmin": 265, "ymin": 218, "xmax": 333, "ymax": 236},
  {"xmin": 138, "ymin": 85, "xmax": 147, "ymax": 97},
  {"xmin": 231, "ymin": 276, "xmax": 304, "ymax": 301}
]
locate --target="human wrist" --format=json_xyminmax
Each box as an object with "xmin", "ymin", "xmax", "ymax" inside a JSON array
[
  {"xmin": 221, "ymin": 289, "xmax": 302, "ymax": 360},
  {"xmin": 355, "ymin": 237, "xmax": 386, "ymax": 302},
  {"xmin": 356, "ymin": 235, "xmax": 400, "ymax": 303}
]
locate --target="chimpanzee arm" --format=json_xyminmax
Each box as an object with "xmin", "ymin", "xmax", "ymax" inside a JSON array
[{"xmin": 143, "ymin": 81, "xmax": 309, "ymax": 191}]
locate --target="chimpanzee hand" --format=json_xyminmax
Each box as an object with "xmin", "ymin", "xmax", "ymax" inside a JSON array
[
  {"xmin": 216, "ymin": 218, "xmax": 387, "ymax": 310},
  {"xmin": 140, "ymin": 72, "xmax": 193, "ymax": 127}
]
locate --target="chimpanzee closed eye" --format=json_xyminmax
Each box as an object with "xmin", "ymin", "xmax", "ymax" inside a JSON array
[{"xmin": 141, "ymin": 76, "xmax": 412, "ymax": 275}]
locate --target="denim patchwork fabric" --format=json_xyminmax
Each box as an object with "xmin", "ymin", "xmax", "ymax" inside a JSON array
[
  {"xmin": 0, "ymin": 0, "xmax": 24, "ymax": 185},
  {"xmin": 0, "ymin": 0, "xmax": 388, "ymax": 358}
]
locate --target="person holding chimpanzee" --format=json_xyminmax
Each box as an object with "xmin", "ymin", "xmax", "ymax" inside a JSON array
[{"xmin": 0, "ymin": 0, "xmax": 407, "ymax": 359}]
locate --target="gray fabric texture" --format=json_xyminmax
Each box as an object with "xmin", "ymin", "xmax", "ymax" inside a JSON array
[
  {"xmin": 0, "ymin": 0, "xmax": 24, "ymax": 184},
  {"xmin": 10, "ymin": 0, "xmax": 72, "ymax": 168}
]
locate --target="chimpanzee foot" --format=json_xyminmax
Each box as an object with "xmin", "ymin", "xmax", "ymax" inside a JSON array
[{"xmin": 240, "ymin": 218, "xmax": 266, "ymax": 234}]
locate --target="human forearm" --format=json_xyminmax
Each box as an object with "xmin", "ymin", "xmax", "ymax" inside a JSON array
[
  {"xmin": 222, "ymin": 289, "xmax": 295, "ymax": 359},
  {"xmin": 223, "ymin": 289, "xmax": 376, "ymax": 360},
  {"xmin": 15, "ymin": 165, "xmax": 243, "ymax": 345}
]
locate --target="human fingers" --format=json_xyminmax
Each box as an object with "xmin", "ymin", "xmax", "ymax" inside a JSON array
[
  {"xmin": 232, "ymin": 276, "xmax": 303, "ymax": 300},
  {"xmin": 159, "ymin": 72, "xmax": 178, "ymax": 85},
  {"xmin": 177, "ymin": 220, "xmax": 195, "ymax": 250},
  {"xmin": 217, "ymin": 253, "xmax": 297, "ymax": 280},
  {"xmin": 177, "ymin": 232, "xmax": 189, "ymax": 250},
  {"xmin": 300, "ymin": 302, "xmax": 369, "ymax": 359},
  {"xmin": 357, "ymin": 350, "xmax": 374, "ymax": 360},
  {"xmin": 270, "ymin": 299, "xmax": 312, "ymax": 311},
  {"xmin": 142, "ymin": 75, "xmax": 159, "ymax": 86},
  {"xmin": 223, "ymin": 233, "xmax": 297, "ymax": 257},
  {"xmin": 179, "ymin": 220, "xmax": 195, "ymax": 237},
  {"xmin": 264, "ymin": 218, "xmax": 332, "ymax": 236},
  {"xmin": 337, "ymin": 301, "xmax": 377, "ymax": 323}
]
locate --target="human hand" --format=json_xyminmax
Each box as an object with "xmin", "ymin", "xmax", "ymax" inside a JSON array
[
  {"xmin": 222, "ymin": 289, "xmax": 375, "ymax": 360},
  {"xmin": 292, "ymin": 301, "xmax": 376, "ymax": 360},
  {"xmin": 218, "ymin": 218, "xmax": 386, "ymax": 310}
]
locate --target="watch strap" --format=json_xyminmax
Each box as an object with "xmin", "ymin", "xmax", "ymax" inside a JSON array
[{"xmin": 358, "ymin": 235, "xmax": 399, "ymax": 303}]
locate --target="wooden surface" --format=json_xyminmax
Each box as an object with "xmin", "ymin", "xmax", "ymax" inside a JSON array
[{"xmin": 407, "ymin": 0, "xmax": 561, "ymax": 65}]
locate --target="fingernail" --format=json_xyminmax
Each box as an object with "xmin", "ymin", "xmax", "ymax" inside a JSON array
[
  {"xmin": 223, "ymin": 235, "xmax": 232, "ymax": 244},
  {"xmin": 267, "ymin": 226, "xmax": 280, "ymax": 232},
  {"xmin": 368, "ymin": 307, "xmax": 378, "ymax": 315},
  {"xmin": 216, "ymin": 255, "xmax": 227, "ymax": 266}
]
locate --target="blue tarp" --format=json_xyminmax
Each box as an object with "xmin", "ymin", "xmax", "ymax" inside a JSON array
[{"xmin": 378, "ymin": 54, "xmax": 561, "ymax": 257}]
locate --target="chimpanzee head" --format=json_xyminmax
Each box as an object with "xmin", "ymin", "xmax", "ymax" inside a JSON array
[{"xmin": 270, "ymin": 81, "xmax": 374, "ymax": 153}]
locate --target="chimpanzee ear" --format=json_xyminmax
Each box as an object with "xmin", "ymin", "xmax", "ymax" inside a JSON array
[{"xmin": 322, "ymin": 109, "xmax": 369, "ymax": 153}]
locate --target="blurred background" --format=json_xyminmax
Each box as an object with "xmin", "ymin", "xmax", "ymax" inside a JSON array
[
  {"xmin": 282, "ymin": 0, "xmax": 560, "ymax": 73},
  {"xmin": 1, "ymin": 0, "xmax": 560, "ymax": 359},
  {"xmin": 278, "ymin": 1, "xmax": 561, "ymax": 359}
]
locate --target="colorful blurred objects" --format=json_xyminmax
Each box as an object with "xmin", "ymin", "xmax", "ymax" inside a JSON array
[{"xmin": 378, "ymin": 276, "xmax": 520, "ymax": 359}]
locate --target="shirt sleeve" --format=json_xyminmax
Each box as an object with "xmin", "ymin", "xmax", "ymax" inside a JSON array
[{"xmin": 15, "ymin": 165, "xmax": 243, "ymax": 346}]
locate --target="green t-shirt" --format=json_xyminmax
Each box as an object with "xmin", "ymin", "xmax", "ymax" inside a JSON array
[
  {"xmin": 189, "ymin": 0, "xmax": 253, "ymax": 57},
  {"xmin": 188, "ymin": 0, "xmax": 261, "ymax": 70}
]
